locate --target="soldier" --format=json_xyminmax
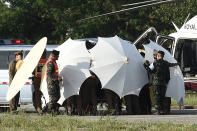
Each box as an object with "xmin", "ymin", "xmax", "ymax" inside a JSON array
[
  {"xmin": 9, "ymin": 51, "xmax": 23, "ymax": 114},
  {"xmin": 144, "ymin": 51, "xmax": 177, "ymax": 115},
  {"xmin": 32, "ymin": 49, "xmax": 47, "ymax": 114},
  {"xmin": 124, "ymin": 94, "xmax": 140, "ymax": 115},
  {"xmin": 46, "ymin": 50, "xmax": 62, "ymax": 115},
  {"xmin": 80, "ymin": 71, "xmax": 98, "ymax": 115},
  {"xmin": 104, "ymin": 89, "xmax": 122, "ymax": 115}
]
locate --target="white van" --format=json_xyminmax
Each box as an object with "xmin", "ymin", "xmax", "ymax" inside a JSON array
[{"xmin": 0, "ymin": 44, "xmax": 58, "ymax": 107}]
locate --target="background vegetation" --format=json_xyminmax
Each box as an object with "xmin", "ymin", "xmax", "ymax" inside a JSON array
[{"xmin": 0, "ymin": 0, "xmax": 197, "ymax": 44}]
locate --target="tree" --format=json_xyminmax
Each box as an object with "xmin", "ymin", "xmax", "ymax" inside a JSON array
[{"xmin": 0, "ymin": 0, "xmax": 197, "ymax": 44}]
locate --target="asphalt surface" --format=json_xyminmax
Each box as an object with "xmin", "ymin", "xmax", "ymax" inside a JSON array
[{"xmin": 2, "ymin": 104, "xmax": 197, "ymax": 124}]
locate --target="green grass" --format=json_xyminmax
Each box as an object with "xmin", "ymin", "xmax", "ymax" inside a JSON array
[
  {"xmin": 171, "ymin": 94, "xmax": 197, "ymax": 106},
  {"xmin": 0, "ymin": 113, "xmax": 197, "ymax": 131}
]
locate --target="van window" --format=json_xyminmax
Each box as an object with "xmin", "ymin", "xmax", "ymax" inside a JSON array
[
  {"xmin": 0, "ymin": 51, "xmax": 20, "ymax": 69},
  {"xmin": 0, "ymin": 50, "xmax": 52, "ymax": 70},
  {"xmin": 0, "ymin": 51, "xmax": 9, "ymax": 69},
  {"xmin": 23, "ymin": 51, "xmax": 51, "ymax": 59}
]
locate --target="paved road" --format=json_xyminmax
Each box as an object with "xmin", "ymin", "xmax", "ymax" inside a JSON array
[{"xmin": 2, "ymin": 104, "xmax": 197, "ymax": 124}]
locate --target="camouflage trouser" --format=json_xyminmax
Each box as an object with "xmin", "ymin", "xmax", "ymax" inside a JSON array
[
  {"xmin": 47, "ymin": 80, "xmax": 60, "ymax": 113},
  {"xmin": 33, "ymin": 77, "xmax": 42, "ymax": 113},
  {"xmin": 10, "ymin": 92, "xmax": 20, "ymax": 112},
  {"xmin": 153, "ymin": 85, "xmax": 167, "ymax": 113}
]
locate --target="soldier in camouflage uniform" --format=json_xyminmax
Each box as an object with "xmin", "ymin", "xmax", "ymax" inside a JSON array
[
  {"xmin": 32, "ymin": 49, "xmax": 47, "ymax": 114},
  {"xmin": 9, "ymin": 51, "xmax": 23, "ymax": 114},
  {"xmin": 144, "ymin": 51, "xmax": 177, "ymax": 115},
  {"xmin": 46, "ymin": 50, "xmax": 62, "ymax": 115}
]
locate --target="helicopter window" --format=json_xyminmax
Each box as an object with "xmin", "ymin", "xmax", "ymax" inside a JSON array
[
  {"xmin": 175, "ymin": 39, "xmax": 197, "ymax": 76},
  {"xmin": 157, "ymin": 38, "xmax": 174, "ymax": 53}
]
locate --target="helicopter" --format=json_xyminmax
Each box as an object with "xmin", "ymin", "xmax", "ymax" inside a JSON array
[{"xmin": 80, "ymin": 0, "xmax": 197, "ymax": 92}]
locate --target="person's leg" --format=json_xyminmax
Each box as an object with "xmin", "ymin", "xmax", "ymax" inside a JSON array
[
  {"xmin": 154, "ymin": 85, "xmax": 167, "ymax": 115},
  {"xmin": 33, "ymin": 78, "xmax": 42, "ymax": 113},
  {"xmin": 154, "ymin": 85, "xmax": 162, "ymax": 114},
  {"xmin": 139, "ymin": 87, "xmax": 147, "ymax": 114},
  {"xmin": 163, "ymin": 97, "xmax": 171, "ymax": 114},
  {"xmin": 125, "ymin": 95, "xmax": 140, "ymax": 115},
  {"xmin": 9, "ymin": 92, "xmax": 20, "ymax": 114},
  {"xmin": 124, "ymin": 95, "xmax": 132, "ymax": 115}
]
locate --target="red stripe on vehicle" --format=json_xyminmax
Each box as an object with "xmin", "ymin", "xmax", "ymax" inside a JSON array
[
  {"xmin": 25, "ymin": 82, "xmax": 31, "ymax": 85},
  {"xmin": 2, "ymin": 82, "xmax": 8, "ymax": 85}
]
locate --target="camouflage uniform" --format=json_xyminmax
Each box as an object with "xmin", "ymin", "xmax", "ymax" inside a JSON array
[
  {"xmin": 46, "ymin": 60, "xmax": 60, "ymax": 114},
  {"xmin": 32, "ymin": 77, "xmax": 42, "ymax": 113},
  {"xmin": 151, "ymin": 59, "xmax": 170, "ymax": 114},
  {"xmin": 9, "ymin": 60, "xmax": 20, "ymax": 112},
  {"xmin": 33, "ymin": 58, "xmax": 46, "ymax": 114}
]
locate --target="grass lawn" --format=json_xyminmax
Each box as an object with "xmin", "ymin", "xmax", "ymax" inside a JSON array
[
  {"xmin": 0, "ymin": 113, "xmax": 197, "ymax": 131},
  {"xmin": 171, "ymin": 93, "xmax": 197, "ymax": 106}
]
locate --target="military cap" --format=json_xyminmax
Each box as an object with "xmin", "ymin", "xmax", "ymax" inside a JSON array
[
  {"xmin": 51, "ymin": 50, "xmax": 60, "ymax": 56},
  {"xmin": 14, "ymin": 51, "xmax": 23, "ymax": 57},
  {"xmin": 158, "ymin": 50, "xmax": 165, "ymax": 57}
]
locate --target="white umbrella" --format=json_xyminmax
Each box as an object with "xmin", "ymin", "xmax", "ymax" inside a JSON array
[
  {"xmin": 41, "ymin": 38, "xmax": 91, "ymax": 105},
  {"xmin": 143, "ymin": 41, "xmax": 185, "ymax": 106},
  {"xmin": 90, "ymin": 35, "xmax": 148, "ymax": 98}
]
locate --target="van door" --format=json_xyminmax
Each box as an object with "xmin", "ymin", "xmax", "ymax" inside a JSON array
[{"xmin": 0, "ymin": 51, "xmax": 9, "ymax": 104}]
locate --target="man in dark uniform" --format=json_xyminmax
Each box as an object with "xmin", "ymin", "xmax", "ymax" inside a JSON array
[
  {"xmin": 104, "ymin": 89, "xmax": 122, "ymax": 115},
  {"xmin": 144, "ymin": 51, "xmax": 177, "ymax": 115},
  {"xmin": 124, "ymin": 94, "xmax": 140, "ymax": 115},
  {"xmin": 9, "ymin": 51, "xmax": 23, "ymax": 114},
  {"xmin": 46, "ymin": 50, "xmax": 62, "ymax": 115},
  {"xmin": 80, "ymin": 71, "xmax": 98, "ymax": 115},
  {"xmin": 32, "ymin": 49, "xmax": 47, "ymax": 114}
]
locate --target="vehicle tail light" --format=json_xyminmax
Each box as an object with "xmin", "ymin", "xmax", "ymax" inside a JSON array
[{"xmin": 11, "ymin": 40, "xmax": 24, "ymax": 44}]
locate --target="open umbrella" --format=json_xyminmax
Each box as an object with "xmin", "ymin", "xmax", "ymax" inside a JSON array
[
  {"xmin": 90, "ymin": 36, "xmax": 148, "ymax": 98},
  {"xmin": 40, "ymin": 38, "xmax": 91, "ymax": 105},
  {"xmin": 143, "ymin": 41, "xmax": 185, "ymax": 106}
]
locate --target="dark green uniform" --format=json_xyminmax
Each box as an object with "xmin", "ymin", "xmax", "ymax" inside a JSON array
[
  {"xmin": 152, "ymin": 59, "xmax": 170, "ymax": 114},
  {"xmin": 46, "ymin": 61, "xmax": 60, "ymax": 114}
]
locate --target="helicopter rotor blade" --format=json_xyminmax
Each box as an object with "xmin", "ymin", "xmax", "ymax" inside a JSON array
[{"xmin": 79, "ymin": 0, "xmax": 178, "ymax": 22}]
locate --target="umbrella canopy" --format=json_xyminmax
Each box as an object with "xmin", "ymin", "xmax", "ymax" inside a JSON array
[
  {"xmin": 143, "ymin": 41, "xmax": 185, "ymax": 106},
  {"xmin": 57, "ymin": 38, "xmax": 91, "ymax": 104},
  {"xmin": 41, "ymin": 38, "xmax": 91, "ymax": 105},
  {"xmin": 90, "ymin": 35, "xmax": 148, "ymax": 98}
]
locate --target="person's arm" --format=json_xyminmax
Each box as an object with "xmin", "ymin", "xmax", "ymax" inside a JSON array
[
  {"xmin": 168, "ymin": 62, "xmax": 179, "ymax": 67},
  {"xmin": 143, "ymin": 63, "xmax": 154, "ymax": 73},
  {"xmin": 9, "ymin": 61, "xmax": 16, "ymax": 85},
  {"xmin": 47, "ymin": 61, "xmax": 58, "ymax": 80}
]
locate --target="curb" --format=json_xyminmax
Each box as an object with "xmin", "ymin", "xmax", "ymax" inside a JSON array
[{"xmin": 171, "ymin": 106, "xmax": 197, "ymax": 109}]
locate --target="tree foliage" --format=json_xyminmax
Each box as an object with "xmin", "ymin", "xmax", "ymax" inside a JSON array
[{"xmin": 0, "ymin": 0, "xmax": 197, "ymax": 44}]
